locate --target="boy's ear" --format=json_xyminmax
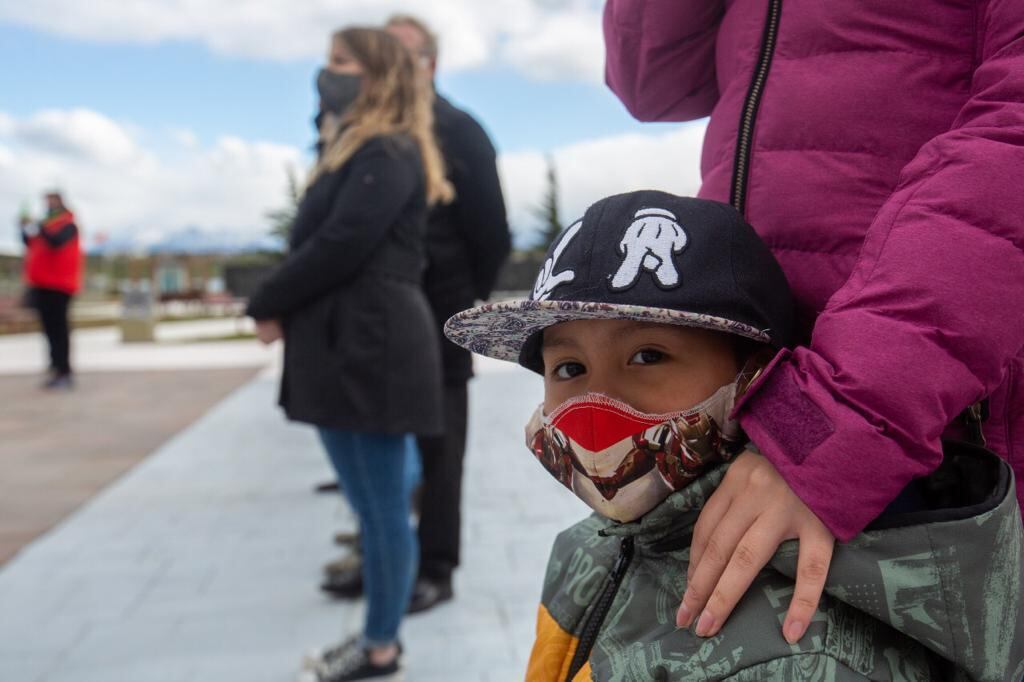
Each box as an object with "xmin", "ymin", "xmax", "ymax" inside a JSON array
[
  {"xmin": 536, "ymin": 330, "xmax": 549, "ymax": 373},
  {"xmin": 520, "ymin": 330, "xmax": 547, "ymax": 375},
  {"xmin": 732, "ymin": 337, "xmax": 766, "ymax": 370}
]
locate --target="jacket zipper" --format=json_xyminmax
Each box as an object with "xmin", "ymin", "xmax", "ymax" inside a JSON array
[
  {"xmin": 565, "ymin": 536, "xmax": 635, "ymax": 682},
  {"xmin": 730, "ymin": 0, "xmax": 783, "ymax": 215}
]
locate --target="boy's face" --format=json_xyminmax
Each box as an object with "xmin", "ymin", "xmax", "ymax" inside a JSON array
[{"xmin": 541, "ymin": 319, "xmax": 739, "ymax": 414}]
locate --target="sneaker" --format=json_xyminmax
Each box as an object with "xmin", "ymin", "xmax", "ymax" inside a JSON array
[
  {"xmin": 303, "ymin": 639, "xmax": 404, "ymax": 673},
  {"xmin": 324, "ymin": 553, "xmax": 361, "ymax": 576},
  {"xmin": 302, "ymin": 638, "xmax": 360, "ymax": 672},
  {"xmin": 320, "ymin": 563, "xmax": 363, "ymax": 598},
  {"xmin": 333, "ymin": 530, "xmax": 361, "ymax": 547},
  {"xmin": 42, "ymin": 373, "xmax": 74, "ymax": 391},
  {"xmin": 406, "ymin": 578, "xmax": 453, "ymax": 615},
  {"xmin": 299, "ymin": 638, "xmax": 402, "ymax": 682}
]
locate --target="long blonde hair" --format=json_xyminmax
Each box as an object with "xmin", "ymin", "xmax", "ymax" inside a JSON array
[{"xmin": 312, "ymin": 27, "xmax": 453, "ymax": 205}]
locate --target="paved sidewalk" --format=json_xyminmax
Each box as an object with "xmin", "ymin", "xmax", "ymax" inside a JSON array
[{"xmin": 0, "ymin": 359, "xmax": 584, "ymax": 682}]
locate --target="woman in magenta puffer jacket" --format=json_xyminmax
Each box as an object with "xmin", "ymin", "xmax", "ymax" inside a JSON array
[{"xmin": 604, "ymin": 0, "xmax": 1024, "ymax": 647}]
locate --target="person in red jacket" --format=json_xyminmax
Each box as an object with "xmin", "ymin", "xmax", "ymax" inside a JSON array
[{"xmin": 20, "ymin": 191, "xmax": 82, "ymax": 390}]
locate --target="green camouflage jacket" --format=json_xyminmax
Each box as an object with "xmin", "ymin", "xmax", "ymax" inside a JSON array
[{"xmin": 527, "ymin": 441, "xmax": 1024, "ymax": 681}]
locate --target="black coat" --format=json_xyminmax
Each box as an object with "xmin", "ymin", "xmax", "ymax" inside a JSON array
[
  {"xmin": 425, "ymin": 95, "xmax": 511, "ymax": 385},
  {"xmin": 247, "ymin": 134, "xmax": 443, "ymax": 436}
]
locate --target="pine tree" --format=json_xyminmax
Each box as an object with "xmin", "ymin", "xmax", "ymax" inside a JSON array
[
  {"xmin": 532, "ymin": 157, "xmax": 562, "ymax": 253},
  {"xmin": 266, "ymin": 166, "xmax": 302, "ymax": 249}
]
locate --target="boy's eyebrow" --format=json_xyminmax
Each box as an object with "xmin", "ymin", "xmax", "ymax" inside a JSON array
[
  {"xmin": 543, "ymin": 322, "xmax": 679, "ymax": 350},
  {"xmin": 617, "ymin": 322, "xmax": 680, "ymax": 336},
  {"xmin": 541, "ymin": 334, "xmax": 579, "ymax": 350}
]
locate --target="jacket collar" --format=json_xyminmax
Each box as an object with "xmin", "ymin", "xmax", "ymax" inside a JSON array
[{"xmin": 599, "ymin": 463, "xmax": 729, "ymax": 547}]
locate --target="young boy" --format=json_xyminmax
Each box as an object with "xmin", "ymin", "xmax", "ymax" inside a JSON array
[{"xmin": 445, "ymin": 191, "xmax": 1024, "ymax": 681}]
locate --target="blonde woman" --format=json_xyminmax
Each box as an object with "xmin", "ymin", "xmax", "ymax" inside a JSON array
[{"xmin": 246, "ymin": 27, "xmax": 451, "ymax": 682}]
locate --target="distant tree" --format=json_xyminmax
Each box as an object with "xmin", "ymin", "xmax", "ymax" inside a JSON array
[
  {"xmin": 267, "ymin": 166, "xmax": 302, "ymax": 248},
  {"xmin": 532, "ymin": 156, "xmax": 562, "ymax": 253}
]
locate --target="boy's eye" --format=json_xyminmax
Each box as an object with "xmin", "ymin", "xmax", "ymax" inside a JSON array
[
  {"xmin": 553, "ymin": 362, "xmax": 586, "ymax": 380},
  {"xmin": 629, "ymin": 349, "xmax": 665, "ymax": 365}
]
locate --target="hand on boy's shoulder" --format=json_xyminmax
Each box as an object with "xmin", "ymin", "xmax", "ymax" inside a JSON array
[{"xmin": 675, "ymin": 451, "xmax": 835, "ymax": 646}]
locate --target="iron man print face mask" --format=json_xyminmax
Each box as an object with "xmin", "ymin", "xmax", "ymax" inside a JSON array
[{"xmin": 524, "ymin": 376, "xmax": 752, "ymax": 522}]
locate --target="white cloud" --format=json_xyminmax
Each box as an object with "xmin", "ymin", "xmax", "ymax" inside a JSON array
[
  {"xmin": 0, "ymin": 108, "xmax": 304, "ymax": 253},
  {"xmin": 15, "ymin": 108, "xmax": 143, "ymax": 166},
  {"xmin": 171, "ymin": 128, "xmax": 199, "ymax": 149},
  {"xmin": 501, "ymin": 7, "xmax": 606, "ymax": 82},
  {"xmin": 0, "ymin": 107, "xmax": 707, "ymax": 255},
  {"xmin": 0, "ymin": 0, "xmax": 605, "ymax": 81},
  {"xmin": 500, "ymin": 122, "xmax": 708, "ymax": 246}
]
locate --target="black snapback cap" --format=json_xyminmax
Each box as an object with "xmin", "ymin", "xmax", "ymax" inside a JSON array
[{"xmin": 445, "ymin": 190, "xmax": 795, "ymax": 373}]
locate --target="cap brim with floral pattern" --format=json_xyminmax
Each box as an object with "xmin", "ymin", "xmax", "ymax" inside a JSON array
[
  {"xmin": 443, "ymin": 191, "xmax": 794, "ymax": 373},
  {"xmin": 444, "ymin": 299, "xmax": 772, "ymax": 373}
]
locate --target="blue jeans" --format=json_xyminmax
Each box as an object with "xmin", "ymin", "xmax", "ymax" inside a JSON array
[
  {"xmin": 318, "ymin": 429, "xmax": 418, "ymax": 646},
  {"xmin": 404, "ymin": 435, "xmax": 422, "ymax": 494}
]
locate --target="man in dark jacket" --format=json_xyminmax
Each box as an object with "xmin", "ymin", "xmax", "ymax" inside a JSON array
[
  {"xmin": 391, "ymin": 14, "xmax": 511, "ymax": 613},
  {"xmin": 322, "ymin": 14, "xmax": 511, "ymax": 613}
]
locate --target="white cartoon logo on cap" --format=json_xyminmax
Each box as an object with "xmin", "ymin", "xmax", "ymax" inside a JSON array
[
  {"xmin": 609, "ymin": 208, "xmax": 688, "ymax": 291},
  {"xmin": 533, "ymin": 219, "xmax": 583, "ymax": 301}
]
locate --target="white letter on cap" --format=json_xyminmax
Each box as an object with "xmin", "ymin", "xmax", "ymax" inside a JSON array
[{"xmin": 533, "ymin": 220, "xmax": 583, "ymax": 301}]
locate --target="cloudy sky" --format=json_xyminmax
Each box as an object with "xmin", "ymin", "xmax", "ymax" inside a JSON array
[{"xmin": 0, "ymin": 0, "xmax": 708, "ymax": 253}]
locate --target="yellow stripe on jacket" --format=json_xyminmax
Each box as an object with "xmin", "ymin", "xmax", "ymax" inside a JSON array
[{"xmin": 526, "ymin": 604, "xmax": 592, "ymax": 681}]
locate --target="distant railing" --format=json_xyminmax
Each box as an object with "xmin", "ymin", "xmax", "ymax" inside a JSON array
[
  {"xmin": 0, "ymin": 293, "xmax": 249, "ymax": 336},
  {"xmin": 0, "ymin": 295, "xmax": 35, "ymax": 334}
]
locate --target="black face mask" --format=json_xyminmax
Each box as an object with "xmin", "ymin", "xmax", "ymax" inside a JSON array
[{"xmin": 316, "ymin": 69, "xmax": 362, "ymax": 115}]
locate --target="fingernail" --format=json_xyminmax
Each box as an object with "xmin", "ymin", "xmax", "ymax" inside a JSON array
[
  {"xmin": 695, "ymin": 610, "xmax": 716, "ymax": 637},
  {"xmin": 784, "ymin": 620, "xmax": 805, "ymax": 644},
  {"xmin": 676, "ymin": 604, "xmax": 692, "ymax": 628}
]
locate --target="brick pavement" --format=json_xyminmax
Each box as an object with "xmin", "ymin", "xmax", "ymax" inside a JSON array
[{"xmin": 0, "ymin": 368, "xmax": 262, "ymax": 565}]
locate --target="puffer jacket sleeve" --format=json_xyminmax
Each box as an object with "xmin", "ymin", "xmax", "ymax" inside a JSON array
[
  {"xmin": 733, "ymin": 2, "xmax": 1024, "ymax": 541},
  {"xmin": 603, "ymin": 0, "xmax": 724, "ymax": 122}
]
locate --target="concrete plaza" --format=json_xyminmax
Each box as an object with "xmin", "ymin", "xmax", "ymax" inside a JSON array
[{"xmin": 0, "ymin": 327, "xmax": 584, "ymax": 681}]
